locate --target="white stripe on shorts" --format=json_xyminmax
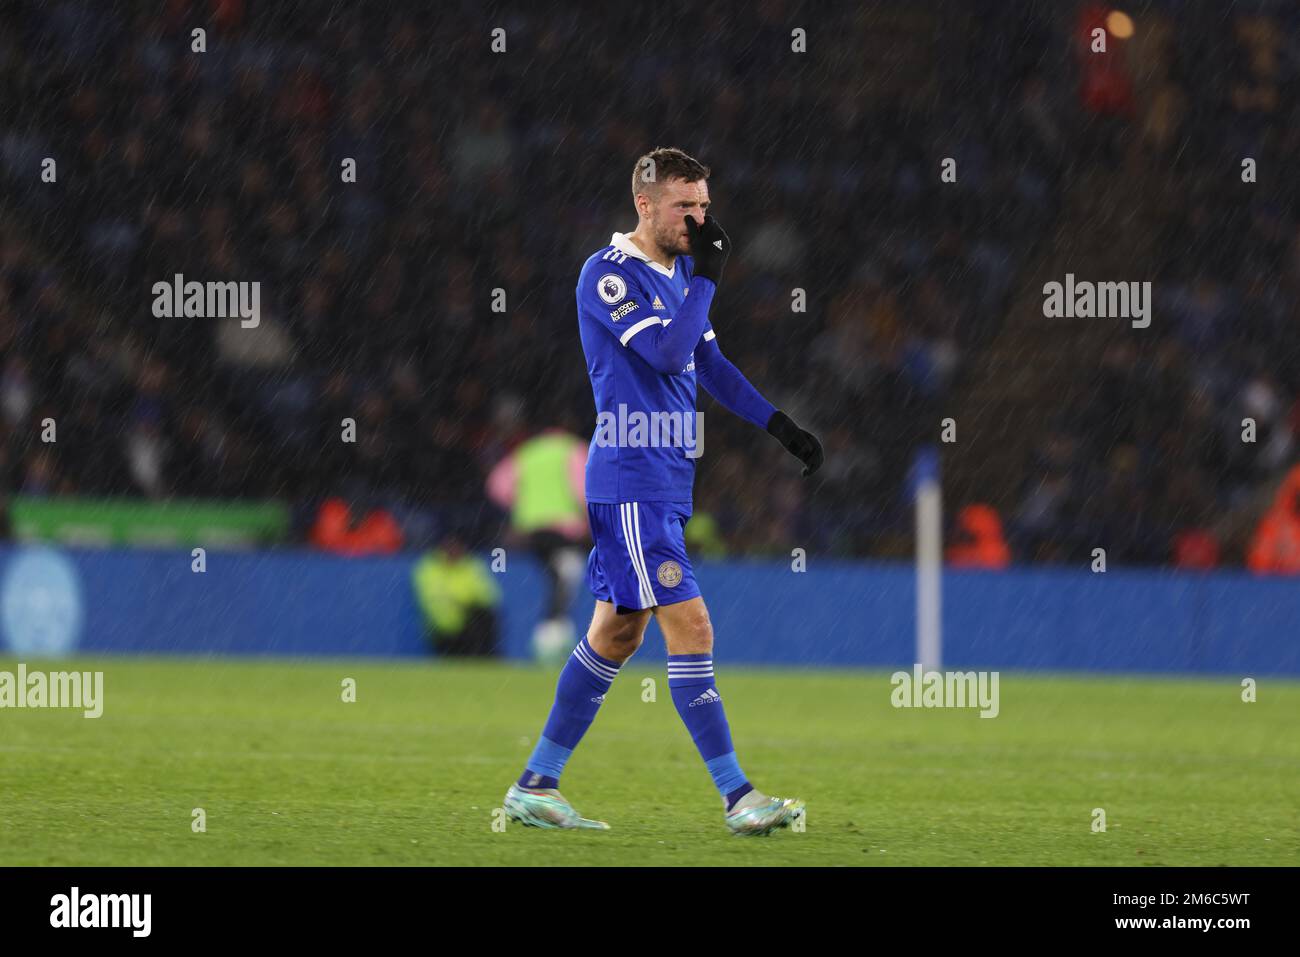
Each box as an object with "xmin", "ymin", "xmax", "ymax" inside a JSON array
[{"xmin": 620, "ymin": 502, "xmax": 654, "ymax": 609}]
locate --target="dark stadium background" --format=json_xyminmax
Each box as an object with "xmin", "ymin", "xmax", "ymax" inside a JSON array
[{"xmin": 4, "ymin": 0, "xmax": 1297, "ymax": 567}]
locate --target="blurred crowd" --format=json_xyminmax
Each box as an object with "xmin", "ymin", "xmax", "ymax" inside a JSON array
[
  {"xmin": 0, "ymin": 0, "xmax": 1056, "ymax": 557},
  {"xmin": 1, "ymin": 0, "xmax": 1297, "ymax": 569},
  {"xmin": 1009, "ymin": 3, "xmax": 1300, "ymax": 568}
]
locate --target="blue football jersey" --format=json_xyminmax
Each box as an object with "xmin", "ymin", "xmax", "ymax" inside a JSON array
[{"xmin": 576, "ymin": 232, "xmax": 715, "ymax": 504}]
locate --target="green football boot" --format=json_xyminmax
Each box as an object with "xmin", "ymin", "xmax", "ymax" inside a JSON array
[
  {"xmin": 725, "ymin": 790, "xmax": 805, "ymax": 836},
  {"xmin": 503, "ymin": 784, "xmax": 611, "ymax": 830}
]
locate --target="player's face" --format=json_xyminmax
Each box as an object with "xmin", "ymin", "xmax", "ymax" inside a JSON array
[{"xmin": 650, "ymin": 178, "xmax": 710, "ymax": 257}]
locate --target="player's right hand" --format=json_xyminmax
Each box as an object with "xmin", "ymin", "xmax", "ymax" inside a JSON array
[{"xmin": 685, "ymin": 214, "xmax": 730, "ymax": 286}]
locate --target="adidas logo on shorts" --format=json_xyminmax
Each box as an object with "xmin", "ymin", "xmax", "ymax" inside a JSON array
[{"xmin": 688, "ymin": 688, "xmax": 721, "ymax": 708}]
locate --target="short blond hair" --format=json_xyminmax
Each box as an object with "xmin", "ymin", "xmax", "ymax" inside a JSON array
[{"xmin": 631, "ymin": 147, "xmax": 710, "ymax": 203}]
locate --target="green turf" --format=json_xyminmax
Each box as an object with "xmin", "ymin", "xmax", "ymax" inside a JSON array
[{"xmin": 0, "ymin": 656, "xmax": 1296, "ymax": 866}]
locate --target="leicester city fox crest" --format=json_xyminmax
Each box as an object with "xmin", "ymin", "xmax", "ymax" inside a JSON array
[{"xmin": 657, "ymin": 560, "xmax": 683, "ymax": 587}]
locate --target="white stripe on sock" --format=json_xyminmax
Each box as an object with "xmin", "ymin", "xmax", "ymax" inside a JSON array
[{"xmin": 574, "ymin": 641, "xmax": 618, "ymax": 680}]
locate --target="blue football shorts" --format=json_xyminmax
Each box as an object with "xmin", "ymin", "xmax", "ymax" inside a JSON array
[{"xmin": 585, "ymin": 501, "xmax": 700, "ymax": 613}]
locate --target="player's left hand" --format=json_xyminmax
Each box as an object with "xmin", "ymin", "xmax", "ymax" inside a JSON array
[{"xmin": 766, "ymin": 410, "xmax": 824, "ymax": 477}]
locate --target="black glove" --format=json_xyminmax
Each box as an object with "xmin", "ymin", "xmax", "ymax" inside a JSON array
[
  {"xmin": 684, "ymin": 214, "xmax": 730, "ymax": 285},
  {"xmin": 766, "ymin": 410, "xmax": 824, "ymax": 477}
]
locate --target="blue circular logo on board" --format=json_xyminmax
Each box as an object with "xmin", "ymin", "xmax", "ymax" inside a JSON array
[{"xmin": 0, "ymin": 548, "xmax": 84, "ymax": 657}]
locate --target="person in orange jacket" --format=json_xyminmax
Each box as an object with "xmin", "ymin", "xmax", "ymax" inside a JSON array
[
  {"xmin": 1247, "ymin": 464, "xmax": 1300, "ymax": 575},
  {"xmin": 309, "ymin": 497, "xmax": 404, "ymax": 556},
  {"xmin": 946, "ymin": 503, "xmax": 1011, "ymax": 569}
]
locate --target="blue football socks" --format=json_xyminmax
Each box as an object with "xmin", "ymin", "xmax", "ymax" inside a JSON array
[
  {"xmin": 668, "ymin": 653, "xmax": 753, "ymax": 810},
  {"xmin": 518, "ymin": 637, "xmax": 621, "ymax": 790}
]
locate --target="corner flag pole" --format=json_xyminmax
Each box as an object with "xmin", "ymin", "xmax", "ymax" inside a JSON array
[{"xmin": 913, "ymin": 446, "xmax": 942, "ymax": 671}]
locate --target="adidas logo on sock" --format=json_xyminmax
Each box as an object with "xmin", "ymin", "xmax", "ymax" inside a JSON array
[
  {"xmin": 590, "ymin": 694, "xmax": 606, "ymax": 704},
  {"xmin": 689, "ymin": 688, "xmax": 722, "ymax": 708}
]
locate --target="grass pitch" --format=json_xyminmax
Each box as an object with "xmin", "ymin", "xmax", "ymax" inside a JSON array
[{"xmin": 1, "ymin": 656, "xmax": 1296, "ymax": 866}]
